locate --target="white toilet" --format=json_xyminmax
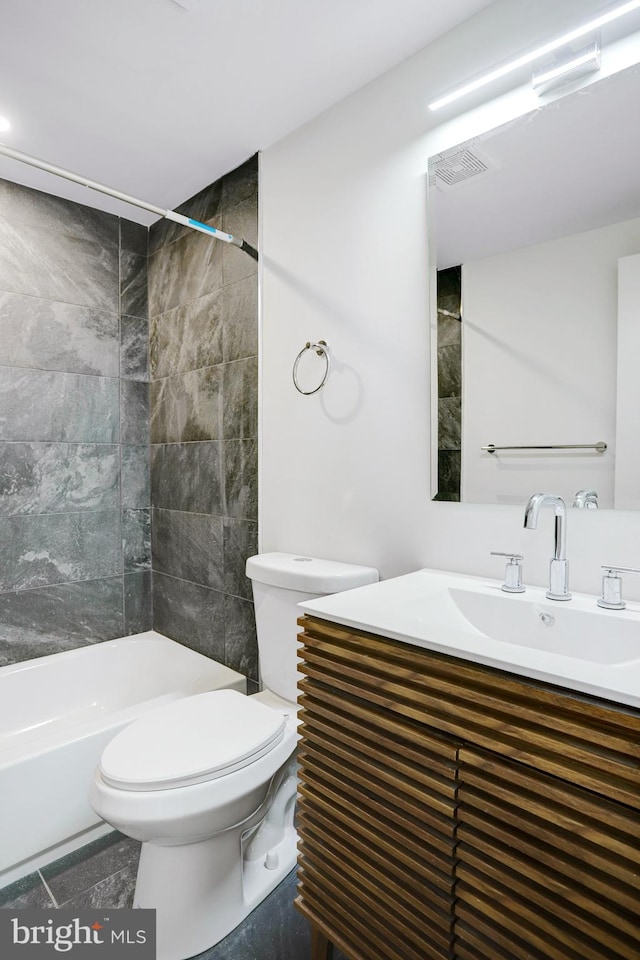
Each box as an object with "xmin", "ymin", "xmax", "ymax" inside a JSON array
[{"xmin": 90, "ymin": 552, "xmax": 378, "ymax": 960}]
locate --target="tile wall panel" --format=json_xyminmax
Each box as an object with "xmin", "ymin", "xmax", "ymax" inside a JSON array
[
  {"xmin": 0, "ymin": 163, "xmax": 256, "ymax": 668},
  {"xmin": 152, "ymin": 571, "xmax": 226, "ymax": 662},
  {"xmin": 0, "ymin": 511, "xmax": 121, "ymax": 591},
  {"xmin": 120, "ymin": 251, "xmax": 149, "ymax": 321},
  {"xmin": 0, "ymin": 368, "xmax": 119, "ymax": 443},
  {"xmin": 222, "ymin": 275, "xmax": 258, "ymax": 363},
  {"xmin": 150, "ymin": 290, "xmax": 223, "ymax": 380},
  {"xmin": 147, "ymin": 228, "xmax": 223, "ymax": 317},
  {"xmin": 121, "ymin": 444, "xmax": 150, "ymax": 509},
  {"xmin": 0, "ymin": 292, "xmax": 119, "ymax": 377},
  {"xmin": 150, "ymin": 365, "xmax": 223, "ymax": 443},
  {"xmin": 151, "ymin": 509, "xmax": 224, "ymax": 590},
  {"xmin": 0, "ymin": 180, "xmax": 120, "ymax": 245},
  {"xmin": 120, "ymin": 380, "xmax": 150, "ymax": 444},
  {"xmin": 0, "ymin": 442, "xmax": 120, "ymax": 515},
  {"xmin": 222, "ymin": 193, "xmax": 259, "ymax": 286},
  {"xmin": 221, "ymin": 156, "xmax": 258, "ymax": 209},
  {"xmin": 223, "ymin": 439, "xmax": 258, "ymax": 520},
  {"xmin": 436, "ymin": 266, "xmax": 462, "ymax": 501},
  {"xmin": 0, "ymin": 217, "xmax": 119, "ymax": 310},
  {"xmin": 223, "ymin": 593, "xmax": 259, "ymax": 682},
  {"xmin": 122, "ymin": 509, "xmax": 151, "ymax": 573},
  {"xmin": 150, "ymin": 441, "xmax": 223, "ymax": 514},
  {"xmin": 124, "ymin": 571, "xmax": 152, "ymax": 637},
  {"xmin": 0, "ymin": 179, "xmax": 151, "ymax": 664},
  {"xmin": 0, "ymin": 578, "xmax": 125, "ymax": 666},
  {"xmin": 120, "ymin": 315, "xmax": 149, "ymax": 381},
  {"xmin": 222, "ymin": 357, "xmax": 258, "ymax": 439},
  {"xmin": 223, "ymin": 517, "xmax": 258, "ymax": 601},
  {"xmin": 150, "ymin": 156, "xmax": 258, "ymax": 684}
]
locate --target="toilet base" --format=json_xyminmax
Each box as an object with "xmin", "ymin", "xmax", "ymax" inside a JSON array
[{"xmin": 133, "ymin": 824, "xmax": 298, "ymax": 960}]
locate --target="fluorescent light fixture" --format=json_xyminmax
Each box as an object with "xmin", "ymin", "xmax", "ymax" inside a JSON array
[
  {"xmin": 428, "ymin": 0, "xmax": 640, "ymax": 110},
  {"xmin": 532, "ymin": 41, "xmax": 601, "ymax": 95},
  {"xmin": 0, "ymin": 116, "xmax": 10, "ymax": 133}
]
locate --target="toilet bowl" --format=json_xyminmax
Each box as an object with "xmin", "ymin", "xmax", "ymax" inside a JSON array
[
  {"xmin": 90, "ymin": 552, "xmax": 378, "ymax": 960},
  {"xmin": 90, "ymin": 689, "xmax": 299, "ymax": 960}
]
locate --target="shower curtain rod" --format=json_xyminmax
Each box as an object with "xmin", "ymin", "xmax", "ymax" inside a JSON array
[{"xmin": 0, "ymin": 143, "xmax": 257, "ymax": 256}]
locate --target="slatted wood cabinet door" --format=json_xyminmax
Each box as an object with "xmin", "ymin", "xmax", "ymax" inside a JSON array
[
  {"xmin": 295, "ymin": 615, "xmax": 640, "ymax": 960},
  {"xmin": 455, "ymin": 748, "xmax": 640, "ymax": 960},
  {"xmin": 296, "ymin": 621, "xmax": 460, "ymax": 960}
]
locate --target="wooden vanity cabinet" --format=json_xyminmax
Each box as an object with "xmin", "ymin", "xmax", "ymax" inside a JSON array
[{"xmin": 295, "ymin": 615, "xmax": 640, "ymax": 960}]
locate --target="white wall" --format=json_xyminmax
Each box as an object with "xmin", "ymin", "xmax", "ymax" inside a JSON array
[
  {"xmin": 260, "ymin": 0, "xmax": 640, "ymax": 600},
  {"xmin": 461, "ymin": 218, "xmax": 640, "ymax": 506}
]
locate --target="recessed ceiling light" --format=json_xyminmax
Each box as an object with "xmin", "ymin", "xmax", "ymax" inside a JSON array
[{"xmin": 0, "ymin": 116, "xmax": 11, "ymax": 133}]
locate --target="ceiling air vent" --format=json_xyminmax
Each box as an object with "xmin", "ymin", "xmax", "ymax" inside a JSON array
[{"xmin": 430, "ymin": 146, "xmax": 495, "ymax": 190}]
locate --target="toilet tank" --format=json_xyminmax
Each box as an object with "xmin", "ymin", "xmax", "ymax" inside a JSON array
[{"xmin": 246, "ymin": 553, "xmax": 379, "ymax": 703}]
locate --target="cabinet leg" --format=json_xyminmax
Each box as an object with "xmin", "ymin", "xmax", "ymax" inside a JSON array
[{"xmin": 311, "ymin": 925, "xmax": 333, "ymax": 960}]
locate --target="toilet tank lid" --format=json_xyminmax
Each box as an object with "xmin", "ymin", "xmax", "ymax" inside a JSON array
[{"xmin": 246, "ymin": 552, "xmax": 379, "ymax": 593}]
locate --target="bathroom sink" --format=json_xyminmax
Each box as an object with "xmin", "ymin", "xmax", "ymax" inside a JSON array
[
  {"xmin": 447, "ymin": 587, "xmax": 638, "ymax": 665},
  {"xmin": 298, "ymin": 568, "xmax": 640, "ymax": 708}
]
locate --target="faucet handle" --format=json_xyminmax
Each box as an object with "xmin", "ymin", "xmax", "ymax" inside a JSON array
[
  {"xmin": 490, "ymin": 552, "xmax": 525, "ymax": 594},
  {"xmin": 597, "ymin": 565, "xmax": 640, "ymax": 610},
  {"xmin": 573, "ymin": 489, "xmax": 598, "ymax": 509}
]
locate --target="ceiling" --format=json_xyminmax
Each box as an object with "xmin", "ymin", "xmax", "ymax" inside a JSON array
[{"xmin": 0, "ymin": 0, "xmax": 493, "ymax": 224}]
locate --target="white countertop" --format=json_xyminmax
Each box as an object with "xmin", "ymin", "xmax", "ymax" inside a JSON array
[{"xmin": 298, "ymin": 568, "xmax": 640, "ymax": 710}]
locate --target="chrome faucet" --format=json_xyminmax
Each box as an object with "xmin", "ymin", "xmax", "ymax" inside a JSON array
[
  {"xmin": 523, "ymin": 493, "xmax": 571, "ymax": 601},
  {"xmin": 573, "ymin": 489, "xmax": 598, "ymax": 509}
]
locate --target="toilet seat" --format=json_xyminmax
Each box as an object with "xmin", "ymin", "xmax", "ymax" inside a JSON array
[{"xmin": 99, "ymin": 690, "xmax": 287, "ymax": 792}]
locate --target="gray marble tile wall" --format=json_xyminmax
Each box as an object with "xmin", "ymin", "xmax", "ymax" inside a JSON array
[
  {"xmin": 436, "ymin": 266, "xmax": 462, "ymax": 502},
  {"xmin": 0, "ymin": 179, "xmax": 151, "ymax": 666},
  {"xmin": 149, "ymin": 156, "xmax": 259, "ymax": 689}
]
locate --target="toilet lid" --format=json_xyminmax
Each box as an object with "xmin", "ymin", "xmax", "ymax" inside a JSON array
[{"xmin": 99, "ymin": 690, "xmax": 287, "ymax": 791}]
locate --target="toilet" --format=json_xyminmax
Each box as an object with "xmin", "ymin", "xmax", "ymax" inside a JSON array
[{"xmin": 90, "ymin": 552, "xmax": 378, "ymax": 960}]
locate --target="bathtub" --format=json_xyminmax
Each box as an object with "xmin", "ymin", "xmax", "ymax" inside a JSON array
[{"xmin": 0, "ymin": 631, "xmax": 246, "ymax": 886}]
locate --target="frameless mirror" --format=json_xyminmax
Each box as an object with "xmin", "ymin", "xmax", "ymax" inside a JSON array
[{"xmin": 429, "ymin": 63, "xmax": 640, "ymax": 509}]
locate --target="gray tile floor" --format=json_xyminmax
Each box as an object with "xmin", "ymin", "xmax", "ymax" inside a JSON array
[
  {"xmin": 0, "ymin": 831, "xmax": 337, "ymax": 960},
  {"xmin": 0, "ymin": 833, "xmax": 139, "ymax": 911}
]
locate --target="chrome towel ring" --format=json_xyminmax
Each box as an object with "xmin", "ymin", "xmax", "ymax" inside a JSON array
[{"xmin": 292, "ymin": 340, "xmax": 330, "ymax": 395}]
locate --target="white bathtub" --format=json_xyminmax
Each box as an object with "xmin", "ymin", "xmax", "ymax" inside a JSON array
[{"xmin": 0, "ymin": 631, "xmax": 246, "ymax": 886}]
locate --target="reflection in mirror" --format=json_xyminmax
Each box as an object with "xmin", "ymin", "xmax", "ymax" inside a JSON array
[
  {"xmin": 429, "ymin": 63, "xmax": 640, "ymax": 509},
  {"xmin": 435, "ymin": 267, "xmax": 462, "ymax": 501}
]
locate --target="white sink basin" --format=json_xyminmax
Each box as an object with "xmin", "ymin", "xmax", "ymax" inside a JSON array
[
  {"xmin": 298, "ymin": 568, "xmax": 640, "ymax": 708},
  {"xmin": 448, "ymin": 588, "xmax": 638, "ymax": 665}
]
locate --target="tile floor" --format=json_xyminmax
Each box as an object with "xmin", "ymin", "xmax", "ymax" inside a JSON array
[{"xmin": 0, "ymin": 831, "xmax": 342, "ymax": 960}]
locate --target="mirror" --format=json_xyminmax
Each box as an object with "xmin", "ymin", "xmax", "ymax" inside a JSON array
[{"xmin": 429, "ymin": 63, "xmax": 640, "ymax": 509}]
